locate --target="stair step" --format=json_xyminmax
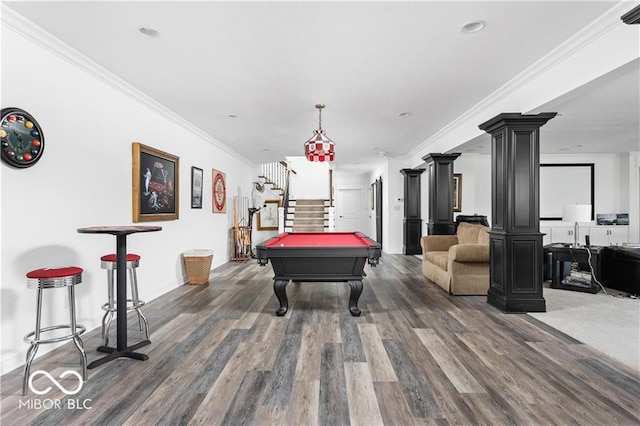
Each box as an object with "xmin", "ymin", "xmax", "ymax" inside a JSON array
[
  {"xmin": 292, "ymin": 225, "xmax": 325, "ymax": 232},
  {"xmin": 293, "ymin": 217, "xmax": 324, "ymax": 226},
  {"xmin": 290, "ymin": 199, "xmax": 327, "ymax": 206},
  {"xmin": 294, "ymin": 211, "xmax": 325, "ymax": 218}
]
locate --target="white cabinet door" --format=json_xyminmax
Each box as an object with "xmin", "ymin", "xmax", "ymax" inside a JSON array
[
  {"xmin": 607, "ymin": 227, "xmax": 628, "ymax": 244},
  {"xmin": 540, "ymin": 227, "xmax": 551, "ymax": 246},
  {"xmin": 588, "ymin": 227, "xmax": 609, "ymax": 246},
  {"xmin": 588, "ymin": 226, "xmax": 629, "ymax": 245},
  {"xmin": 550, "ymin": 227, "xmax": 575, "ymax": 244},
  {"xmin": 577, "ymin": 228, "xmax": 590, "ymax": 246}
]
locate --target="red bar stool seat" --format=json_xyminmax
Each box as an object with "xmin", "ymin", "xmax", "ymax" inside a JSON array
[
  {"xmin": 23, "ymin": 266, "xmax": 87, "ymax": 396},
  {"xmin": 100, "ymin": 253, "xmax": 149, "ymax": 348}
]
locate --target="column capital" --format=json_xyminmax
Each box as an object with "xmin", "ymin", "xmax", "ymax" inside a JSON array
[
  {"xmin": 479, "ymin": 112, "xmax": 557, "ymax": 134},
  {"xmin": 422, "ymin": 153, "xmax": 461, "ymax": 164},
  {"xmin": 400, "ymin": 168, "xmax": 425, "ymax": 177}
]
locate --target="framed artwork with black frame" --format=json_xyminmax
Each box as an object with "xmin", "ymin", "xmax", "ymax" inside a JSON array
[
  {"xmin": 258, "ymin": 199, "xmax": 280, "ymax": 230},
  {"xmin": 453, "ymin": 173, "xmax": 462, "ymax": 213},
  {"xmin": 132, "ymin": 142, "xmax": 179, "ymax": 222},
  {"xmin": 191, "ymin": 166, "xmax": 203, "ymax": 208}
]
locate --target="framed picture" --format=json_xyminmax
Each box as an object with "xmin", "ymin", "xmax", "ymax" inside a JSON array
[
  {"xmin": 212, "ymin": 168, "xmax": 227, "ymax": 213},
  {"xmin": 257, "ymin": 199, "xmax": 280, "ymax": 230},
  {"xmin": 191, "ymin": 167, "xmax": 203, "ymax": 208},
  {"xmin": 453, "ymin": 173, "xmax": 462, "ymax": 213},
  {"xmin": 132, "ymin": 142, "xmax": 179, "ymax": 222}
]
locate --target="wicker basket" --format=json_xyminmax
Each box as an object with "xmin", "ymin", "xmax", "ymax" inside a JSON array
[{"xmin": 183, "ymin": 249, "xmax": 214, "ymax": 285}]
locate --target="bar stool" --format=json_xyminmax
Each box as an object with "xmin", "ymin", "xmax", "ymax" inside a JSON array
[
  {"xmin": 23, "ymin": 266, "xmax": 87, "ymax": 396},
  {"xmin": 100, "ymin": 253, "xmax": 149, "ymax": 347}
]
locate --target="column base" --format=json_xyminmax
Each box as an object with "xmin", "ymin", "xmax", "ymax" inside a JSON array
[{"xmin": 487, "ymin": 288, "xmax": 546, "ymax": 313}]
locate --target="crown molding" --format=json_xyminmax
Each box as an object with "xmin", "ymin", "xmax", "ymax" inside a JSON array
[
  {"xmin": 1, "ymin": 4, "xmax": 253, "ymax": 165},
  {"xmin": 408, "ymin": 1, "xmax": 635, "ymax": 159}
]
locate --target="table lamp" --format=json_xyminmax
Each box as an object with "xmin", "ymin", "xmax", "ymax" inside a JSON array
[{"xmin": 562, "ymin": 204, "xmax": 592, "ymax": 247}]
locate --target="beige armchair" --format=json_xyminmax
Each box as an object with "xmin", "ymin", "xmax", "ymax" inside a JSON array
[{"xmin": 420, "ymin": 222, "xmax": 490, "ymax": 295}]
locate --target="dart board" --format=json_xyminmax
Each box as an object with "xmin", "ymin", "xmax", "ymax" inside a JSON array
[
  {"xmin": 212, "ymin": 169, "xmax": 227, "ymax": 213},
  {"xmin": 0, "ymin": 108, "xmax": 45, "ymax": 168}
]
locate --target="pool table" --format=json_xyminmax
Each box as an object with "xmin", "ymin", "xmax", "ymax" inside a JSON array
[{"xmin": 255, "ymin": 232, "xmax": 382, "ymax": 316}]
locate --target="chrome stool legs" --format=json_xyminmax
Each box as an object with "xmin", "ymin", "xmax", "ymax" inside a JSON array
[
  {"xmin": 100, "ymin": 254, "xmax": 149, "ymax": 347},
  {"xmin": 22, "ymin": 267, "xmax": 87, "ymax": 396}
]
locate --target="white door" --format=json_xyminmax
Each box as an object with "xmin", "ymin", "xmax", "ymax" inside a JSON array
[{"xmin": 336, "ymin": 188, "xmax": 364, "ymax": 232}]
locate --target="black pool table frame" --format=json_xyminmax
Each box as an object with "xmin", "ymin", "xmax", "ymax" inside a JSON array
[{"xmin": 255, "ymin": 233, "xmax": 381, "ymax": 316}]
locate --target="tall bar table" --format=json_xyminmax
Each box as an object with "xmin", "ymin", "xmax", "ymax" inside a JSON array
[{"xmin": 78, "ymin": 225, "xmax": 161, "ymax": 369}]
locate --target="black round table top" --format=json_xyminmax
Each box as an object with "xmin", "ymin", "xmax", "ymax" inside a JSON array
[{"xmin": 77, "ymin": 225, "xmax": 162, "ymax": 235}]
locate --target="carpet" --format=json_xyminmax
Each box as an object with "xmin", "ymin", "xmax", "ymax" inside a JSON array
[{"xmin": 530, "ymin": 286, "xmax": 640, "ymax": 371}]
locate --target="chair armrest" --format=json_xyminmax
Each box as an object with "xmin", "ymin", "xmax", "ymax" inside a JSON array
[
  {"xmin": 449, "ymin": 244, "xmax": 490, "ymax": 262},
  {"xmin": 421, "ymin": 235, "xmax": 459, "ymax": 253}
]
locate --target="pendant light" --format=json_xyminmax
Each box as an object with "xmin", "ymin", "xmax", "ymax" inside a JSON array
[{"xmin": 304, "ymin": 104, "xmax": 335, "ymax": 162}]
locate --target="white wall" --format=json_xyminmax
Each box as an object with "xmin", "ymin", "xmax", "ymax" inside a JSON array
[
  {"xmin": 287, "ymin": 156, "xmax": 331, "ymax": 200},
  {"xmin": 0, "ymin": 24, "xmax": 254, "ymax": 374},
  {"xmin": 452, "ymin": 154, "xmax": 492, "ymax": 224},
  {"xmin": 539, "ymin": 153, "xmax": 628, "ymax": 218},
  {"xmin": 366, "ymin": 158, "xmax": 405, "ymax": 254}
]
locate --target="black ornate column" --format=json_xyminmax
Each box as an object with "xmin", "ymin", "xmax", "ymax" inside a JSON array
[
  {"xmin": 422, "ymin": 153, "xmax": 461, "ymax": 235},
  {"xmin": 400, "ymin": 168, "xmax": 425, "ymax": 254},
  {"xmin": 622, "ymin": 5, "xmax": 640, "ymax": 24},
  {"xmin": 479, "ymin": 112, "xmax": 556, "ymax": 313}
]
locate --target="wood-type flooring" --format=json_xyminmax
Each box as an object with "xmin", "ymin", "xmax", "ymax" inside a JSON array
[{"xmin": 2, "ymin": 254, "xmax": 639, "ymax": 425}]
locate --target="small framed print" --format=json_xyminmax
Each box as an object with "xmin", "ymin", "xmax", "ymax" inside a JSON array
[
  {"xmin": 191, "ymin": 167, "xmax": 203, "ymax": 208},
  {"xmin": 132, "ymin": 142, "xmax": 179, "ymax": 222},
  {"xmin": 453, "ymin": 173, "xmax": 462, "ymax": 213},
  {"xmin": 212, "ymin": 168, "xmax": 227, "ymax": 213},
  {"xmin": 257, "ymin": 200, "xmax": 279, "ymax": 230}
]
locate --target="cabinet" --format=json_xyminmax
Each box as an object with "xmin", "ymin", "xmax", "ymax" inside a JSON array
[
  {"xmin": 588, "ymin": 227, "xmax": 628, "ymax": 246},
  {"xmin": 550, "ymin": 227, "xmax": 577, "ymax": 244},
  {"xmin": 540, "ymin": 227, "xmax": 551, "ymax": 246},
  {"xmin": 546, "ymin": 243, "xmax": 602, "ymax": 293},
  {"xmin": 542, "ymin": 224, "xmax": 629, "ymax": 246}
]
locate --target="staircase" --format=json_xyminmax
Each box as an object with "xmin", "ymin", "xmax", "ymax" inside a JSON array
[
  {"xmin": 259, "ymin": 161, "xmax": 334, "ymax": 233},
  {"xmin": 288, "ymin": 199, "xmax": 328, "ymax": 232}
]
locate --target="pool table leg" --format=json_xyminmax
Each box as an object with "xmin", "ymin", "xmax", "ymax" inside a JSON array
[
  {"xmin": 347, "ymin": 280, "xmax": 363, "ymax": 316},
  {"xmin": 274, "ymin": 279, "xmax": 289, "ymax": 316}
]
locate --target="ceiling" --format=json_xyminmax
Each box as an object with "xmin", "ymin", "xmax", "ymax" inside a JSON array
[{"xmin": 4, "ymin": 1, "xmax": 638, "ymax": 173}]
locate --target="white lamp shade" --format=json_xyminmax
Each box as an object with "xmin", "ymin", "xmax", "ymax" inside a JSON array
[{"xmin": 562, "ymin": 204, "xmax": 591, "ymax": 222}]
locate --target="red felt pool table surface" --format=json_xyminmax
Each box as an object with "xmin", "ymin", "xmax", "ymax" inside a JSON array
[{"xmin": 261, "ymin": 232, "xmax": 373, "ymax": 247}]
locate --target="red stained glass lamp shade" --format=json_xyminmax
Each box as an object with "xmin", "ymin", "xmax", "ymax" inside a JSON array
[{"xmin": 304, "ymin": 104, "xmax": 335, "ymax": 162}]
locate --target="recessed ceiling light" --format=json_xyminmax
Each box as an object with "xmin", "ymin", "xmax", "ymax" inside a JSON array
[
  {"xmin": 138, "ymin": 27, "xmax": 159, "ymax": 37},
  {"xmin": 398, "ymin": 112, "xmax": 411, "ymax": 117},
  {"xmin": 461, "ymin": 21, "xmax": 485, "ymax": 33},
  {"xmin": 228, "ymin": 114, "xmax": 238, "ymax": 118}
]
